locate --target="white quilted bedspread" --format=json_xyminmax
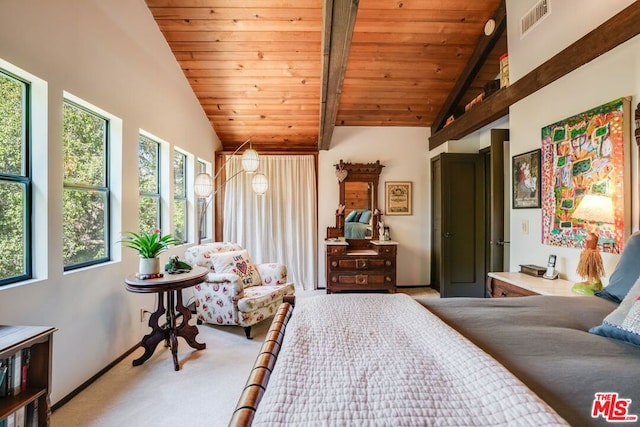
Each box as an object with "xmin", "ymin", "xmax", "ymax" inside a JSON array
[{"xmin": 252, "ymin": 293, "xmax": 568, "ymax": 426}]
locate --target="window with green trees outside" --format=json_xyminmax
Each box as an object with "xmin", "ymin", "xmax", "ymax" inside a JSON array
[
  {"xmin": 173, "ymin": 150, "xmax": 187, "ymax": 243},
  {"xmin": 62, "ymin": 100, "xmax": 110, "ymax": 270},
  {"xmin": 0, "ymin": 69, "xmax": 30, "ymax": 286},
  {"xmin": 139, "ymin": 135, "xmax": 160, "ymax": 233}
]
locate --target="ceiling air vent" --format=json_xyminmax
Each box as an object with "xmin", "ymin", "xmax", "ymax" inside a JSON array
[{"xmin": 521, "ymin": 0, "xmax": 550, "ymax": 38}]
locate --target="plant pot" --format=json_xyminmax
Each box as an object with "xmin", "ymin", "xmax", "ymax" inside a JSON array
[{"xmin": 139, "ymin": 257, "xmax": 160, "ymax": 275}]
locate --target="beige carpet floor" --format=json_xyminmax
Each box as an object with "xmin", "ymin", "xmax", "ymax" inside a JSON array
[{"xmin": 51, "ymin": 287, "xmax": 439, "ymax": 427}]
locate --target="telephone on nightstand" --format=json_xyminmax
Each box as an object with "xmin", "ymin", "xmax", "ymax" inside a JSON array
[{"xmin": 543, "ymin": 254, "xmax": 559, "ymax": 280}]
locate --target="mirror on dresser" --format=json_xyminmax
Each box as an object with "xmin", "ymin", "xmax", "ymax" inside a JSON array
[
  {"xmin": 325, "ymin": 160, "xmax": 398, "ymax": 293},
  {"xmin": 327, "ymin": 160, "xmax": 384, "ymax": 243}
]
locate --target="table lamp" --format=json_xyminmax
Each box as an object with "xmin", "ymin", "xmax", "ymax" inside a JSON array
[{"xmin": 571, "ymin": 194, "xmax": 615, "ymax": 295}]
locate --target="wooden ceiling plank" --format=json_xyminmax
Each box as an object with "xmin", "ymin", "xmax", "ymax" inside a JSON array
[
  {"xmin": 431, "ymin": 0, "xmax": 505, "ymax": 133},
  {"xmin": 162, "ymin": 30, "xmax": 321, "ymax": 42},
  {"xmin": 318, "ymin": 0, "xmax": 360, "ymax": 150},
  {"xmin": 155, "ymin": 19, "xmax": 321, "ymax": 32},
  {"xmin": 169, "ymin": 41, "xmax": 321, "ymax": 52},
  {"xmin": 146, "ymin": 0, "xmax": 320, "ymax": 8},
  {"xmin": 429, "ymin": 1, "xmax": 640, "ymax": 149},
  {"xmin": 149, "ymin": 7, "xmax": 321, "ymax": 20}
]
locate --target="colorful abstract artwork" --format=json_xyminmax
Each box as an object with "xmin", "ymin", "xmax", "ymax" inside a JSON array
[{"xmin": 541, "ymin": 97, "xmax": 631, "ymax": 254}]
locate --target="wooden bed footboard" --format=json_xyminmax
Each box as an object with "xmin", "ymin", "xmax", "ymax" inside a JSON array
[{"xmin": 229, "ymin": 296, "xmax": 295, "ymax": 426}]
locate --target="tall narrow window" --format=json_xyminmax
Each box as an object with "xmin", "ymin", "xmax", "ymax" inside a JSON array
[
  {"xmin": 0, "ymin": 69, "xmax": 30, "ymax": 285},
  {"xmin": 62, "ymin": 100, "xmax": 109, "ymax": 269},
  {"xmin": 173, "ymin": 150, "xmax": 187, "ymax": 243},
  {"xmin": 139, "ymin": 135, "xmax": 160, "ymax": 232},
  {"xmin": 197, "ymin": 160, "xmax": 208, "ymax": 241}
]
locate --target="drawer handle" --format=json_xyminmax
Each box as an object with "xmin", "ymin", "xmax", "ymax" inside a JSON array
[
  {"xmin": 385, "ymin": 260, "xmax": 392, "ymax": 266},
  {"xmin": 356, "ymin": 275, "xmax": 368, "ymax": 285},
  {"xmin": 385, "ymin": 276, "xmax": 392, "ymax": 282},
  {"xmin": 331, "ymin": 277, "xmax": 338, "ymax": 283},
  {"xmin": 356, "ymin": 259, "xmax": 368, "ymax": 269},
  {"xmin": 331, "ymin": 261, "xmax": 338, "ymax": 267}
]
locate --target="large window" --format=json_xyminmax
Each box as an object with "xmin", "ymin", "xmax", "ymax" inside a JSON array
[
  {"xmin": 0, "ymin": 69, "xmax": 30, "ymax": 285},
  {"xmin": 197, "ymin": 160, "xmax": 208, "ymax": 241},
  {"xmin": 62, "ymin": 100, "xmax": 110, "ymax": 270},
  {"xmin": 139, "ymin": 135, "xmax": 160, "ymax": 233},
  {"xmin": 173, "ymin": 150, "xmax": 187, "ymax": 243}
]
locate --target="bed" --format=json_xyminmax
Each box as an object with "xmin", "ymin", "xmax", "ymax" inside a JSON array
[{"xmin": 230, "ymin": 290, "xmax": 640, "ymax": 426}]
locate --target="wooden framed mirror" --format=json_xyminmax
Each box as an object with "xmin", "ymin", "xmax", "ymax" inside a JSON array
[{"xmin": 328, "ymin": 160, "xmax": 384, "ymax": 241}]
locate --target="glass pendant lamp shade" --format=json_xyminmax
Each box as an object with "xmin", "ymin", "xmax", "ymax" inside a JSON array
[
  {"xmin": 252, "ymin": 173, "xmax": 268, "ymax": 195},
  {"xmin": 241, "ymin": 148, "xmax": 260, "ymax": 173},
  {"xmin": 194, "ymin": 173, "xmax": 214, "ymax": 198}
]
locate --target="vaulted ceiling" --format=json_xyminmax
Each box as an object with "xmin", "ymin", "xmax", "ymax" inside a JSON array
[{"xmin": 145, "ymin": 0, "xmax": 506, "ymax": 152}]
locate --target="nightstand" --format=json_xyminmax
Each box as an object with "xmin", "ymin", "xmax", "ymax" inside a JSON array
[{"xmin": 487, "ymin": 272, "xmax": 578, "ymax": 297}]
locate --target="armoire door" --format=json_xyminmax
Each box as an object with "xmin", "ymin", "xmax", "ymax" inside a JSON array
[{"xmin": 431, "ymin": 153, "xmax": 485, "ymax": 297}]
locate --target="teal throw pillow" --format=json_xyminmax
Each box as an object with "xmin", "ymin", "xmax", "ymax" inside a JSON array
[
  {"xmin": 590, "ymin": 276, "xmax": 640, "ymax": 347},
  {"xmin": 345, "ymin": 210, "xmax": 358, "ymax": 222},
  {"xmin": 595, "ymin": 231, "xmax": 640, "ymax": 303},
  {"xmin": 359, "ymin": 210, "xmax": 372, "ymax": 224}
]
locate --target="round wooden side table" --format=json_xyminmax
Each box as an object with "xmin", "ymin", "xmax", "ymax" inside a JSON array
[{"xmin": 125, "ymin": 266, "xmax": 208, "ymax": 371}]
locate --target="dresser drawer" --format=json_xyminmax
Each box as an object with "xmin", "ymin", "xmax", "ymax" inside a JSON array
[
  {"xmin": 329, "ymin": 257, "xmax": 393, "ymax": 271},
  {"xmin": 326, "ymin": 245, "xmax": 347, "ymax": 255},
  {"xmin": 329, "ymin": 273, "xmax": 394, "ymax": 286},
  {"xmin": 491, "ymin": 279, "xmax": 538, "ymax": 297},
  {"xmin": 375, "ymin": 245, "xmax": 397, "ymax": 256}
]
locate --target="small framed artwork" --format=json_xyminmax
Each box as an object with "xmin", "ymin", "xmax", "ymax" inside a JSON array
[
  {"xmin": 385, "ymin": 181, "xmax": 412, "ymax": 215},
  {"xmin": 512, "ymin": 149, "xmax": 541, "ymax": 209}
]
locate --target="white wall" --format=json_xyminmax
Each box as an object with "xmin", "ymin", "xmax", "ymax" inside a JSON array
[
  {"xmin": 0, "ymin": 0, "xmax": 219, "ymax": 404},
  {"xmin": 507, "ymin": 0, "xmax": 636, "ymax": 82},
  {"xmin": 318, "ymin": 127, "xmax": 431, "ymax": 287},
  {"xmin": 506, "ymin": 1, "xmax": 640, "ymax": 281}
]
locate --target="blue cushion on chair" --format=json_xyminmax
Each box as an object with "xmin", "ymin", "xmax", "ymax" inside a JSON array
[{"xmin": 595, "ymin": 232, "xmax": 640, "ymax": 303}]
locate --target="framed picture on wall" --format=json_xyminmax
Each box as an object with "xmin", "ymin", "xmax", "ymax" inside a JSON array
[
  {"xmin": 512, "ymin": 149, "xmax": 541, "ymax": 209},
  {"xmin": 385, "ymin": 181, "xmax": 412, "ymax": 215}
]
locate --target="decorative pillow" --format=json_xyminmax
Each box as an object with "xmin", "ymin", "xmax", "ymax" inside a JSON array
[
  {"xmin": 345, "ymin": 210, "xmax": 358, "ymax": 223},
  {"xmin": 209, "ymin": 250, "xmax": 261, "ymax": 287},
  {"xmin": 352, "ymin": 210, "xmax": 362, "ymax": 222},
  {"xmin": 590, "ymin": 276, "xmax": 640, "ymax": 346},
  {"xmin": 358, "ymin": 209, "xmax": 372, "ymax": 224},
  {"xmin": 595, "ymin": 231, "xmax": 640, "ymax": 303}
]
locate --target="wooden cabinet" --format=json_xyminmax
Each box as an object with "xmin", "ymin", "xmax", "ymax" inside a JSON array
[
  {"xmin": 325, "ymin": 241, "xmax": 397, "ymax": 293},
  {"xmin": 0, "ymin": 325, "xmax": 56, "ymax": 427}
]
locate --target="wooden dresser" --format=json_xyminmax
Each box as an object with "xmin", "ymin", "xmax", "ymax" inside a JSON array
[{"xmin": 325, "ymin": 240, "xmax": 397, "ymax": 293}]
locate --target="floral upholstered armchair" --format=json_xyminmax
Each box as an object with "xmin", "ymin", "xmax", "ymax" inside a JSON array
[{"xmin": 184, "ymin": 242, "xmax": 295, "ymax": 339}]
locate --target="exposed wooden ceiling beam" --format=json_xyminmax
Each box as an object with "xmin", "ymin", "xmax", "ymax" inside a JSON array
[
  {"xmin": 431, "ymin": 0, "xmax": 506, "ymax": 133},
  {"xmin": 429, "ymin": 0, "xmax": 640, "ymax": 150},
  {"xmin": 318, "ymin": 0, "xmax": 359, "ymax": 151}
]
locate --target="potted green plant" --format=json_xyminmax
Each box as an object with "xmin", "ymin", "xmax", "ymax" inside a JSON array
[{"xmin": 119, "ymin": 228, "xmax": 180, "ymax": 275}]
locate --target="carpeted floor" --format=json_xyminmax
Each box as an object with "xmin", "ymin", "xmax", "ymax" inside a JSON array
[{"xmin": 51, "ymin": 287, "xmax": 438, "ymax": 427}]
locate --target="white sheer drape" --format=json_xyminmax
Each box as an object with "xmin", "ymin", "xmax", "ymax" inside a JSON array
[{"xmin": 223, "ymin": 155, "xmax": 317, "ymax": 290}]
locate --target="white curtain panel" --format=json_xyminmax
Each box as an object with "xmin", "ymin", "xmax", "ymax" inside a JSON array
[{"xmin": 223, "ymin": 154, "xmax": 317, "ymax": 290}]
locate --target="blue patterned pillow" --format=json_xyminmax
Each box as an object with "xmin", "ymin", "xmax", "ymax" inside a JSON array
[
  {"xmin": 595, "ymin": 231, "xmax": 640, "ymax": 303},
  {"xmin": 345, "ymin": 210, "xmax": 358, "ymax": 222},
  {"xmin": 590, "ymin": 277, "xmax": 640, "ymax": 347},
  {"xmin": 359, "ymin": 210, "xmax": 372, "ymax": 224}
]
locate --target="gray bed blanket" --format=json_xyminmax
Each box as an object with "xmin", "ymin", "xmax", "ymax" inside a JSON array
[{"xmin": 418, "ymin": 296, "xmax": 640, "ymax": 427}]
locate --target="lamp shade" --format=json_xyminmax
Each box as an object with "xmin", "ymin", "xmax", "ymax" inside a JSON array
[
  {"xmin": 572, "ymin": 194, "xmax": 614, "ymax": 224},
  {"xmin": 241, "ymin": 148, "xmax": 260, "ymax": 173},
  {"xmin": 194, "ymin": 173, "xmax": 214, "ymax": 198},
  {"xmin": 252, "ymin": 173, "xmax": 268, "ymax": 195}
]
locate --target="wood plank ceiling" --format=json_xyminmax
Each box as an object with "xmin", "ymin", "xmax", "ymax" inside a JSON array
[{"xmin": 146, "ymin": 0, "xmax": 505, "ymax": 152}]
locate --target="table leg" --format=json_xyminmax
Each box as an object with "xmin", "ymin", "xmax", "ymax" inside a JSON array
[
  {"xmin": 175, "ymin": 291, "xmax": 206, "ymax": 351},
  {"xmin": 133, "ymin": 292, "xmax": 168, "ymax": 367},
  {"xmin": 167, "ymin": 290, "xmax": 180, "ymax": 371}
]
